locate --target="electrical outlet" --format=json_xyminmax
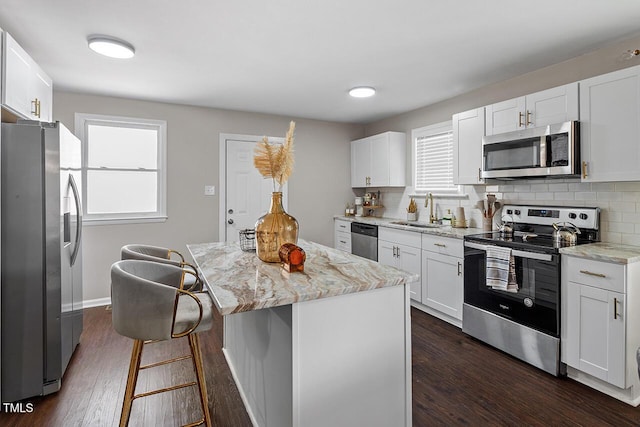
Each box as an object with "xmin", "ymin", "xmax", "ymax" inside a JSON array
[{"xmin": 204, "ymin": 185, "xmax": 215, "ymax": 196}]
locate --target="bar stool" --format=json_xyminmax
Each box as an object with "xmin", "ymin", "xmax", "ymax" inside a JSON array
[
  {"xmin": 121, "ymin": 244, "xmax": 202, "ymax": 291},
  {"xmin": 111, "ymin": 259, "xmax": 214, "ymax": 427}
]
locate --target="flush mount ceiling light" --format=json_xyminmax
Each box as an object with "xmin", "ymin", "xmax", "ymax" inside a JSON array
[
  {"xmin": 87, "ymin": 35, "xmax": 135, "ymax": 59},
  {"xmin": 349, "ymin": 86, "xmax": 376, "ymax": 98}
]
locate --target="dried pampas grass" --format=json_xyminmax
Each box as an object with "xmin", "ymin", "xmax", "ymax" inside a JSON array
[{"xmin": 254, "ymin": 121, "xmax": 296, "ymax": 191}]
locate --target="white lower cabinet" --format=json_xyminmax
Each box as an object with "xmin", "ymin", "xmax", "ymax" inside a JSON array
[
  {"xmin": 421, "ymin": 234, "xmax": 463, "ymax": 325},
  {"xmin": 562, "ymin": 255, "xmax": 640, "ymax": 405},
  {"xmin": 378, "ymin": 228, "xmax": 421, "ymax": 301},
  {"xmin": 422, "ymin": 251, "xmax": 463, "ymax": 321},
  {"xmin": 334, "ymin": 219, "xmax": 352, "ymax": 253}
]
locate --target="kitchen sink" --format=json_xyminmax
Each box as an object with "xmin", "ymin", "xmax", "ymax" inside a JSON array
[{"xmin": 390, "ymin": 220, "xmax": 444, "ymax": 228}]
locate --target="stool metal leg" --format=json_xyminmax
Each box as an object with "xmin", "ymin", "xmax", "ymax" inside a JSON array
[
  {"xmin": 188, "ymin": 333, "xmax": 212, "ymax": 427},
  {"xmin": 120, "ymin": 339, "xmax": 144, "ymax": 427}
]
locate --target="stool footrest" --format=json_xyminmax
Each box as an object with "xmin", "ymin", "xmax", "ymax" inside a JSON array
[
  {"xmin": 140, "ymin": 354, "xmax": 192, "ymax": 370},
  {"xmin": 134, "ymin": 381, "xmax": 197, "ymax": 400},
  {"xmin": 182, "ymin": 418, "xmax": 205, "ymax": 427}
]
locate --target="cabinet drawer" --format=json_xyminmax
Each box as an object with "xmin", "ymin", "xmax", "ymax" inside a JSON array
[
  {"xmin": 334, "ymin": 219, "xmax": 351, "ymax": 232},
  {"xmin": 335, "ymin": 230, "xmax": 351, "ymax": 253},
  {"xmin": 379, "ymin": 227, "xmax": 421, "ymax": 249},
  {"xmin": 564, "ymin": 256, "xmax": 625, "ymax": 293},
  {"xmin": 421, "ymin": 234, "xmax": 463, "ymax": 257}
]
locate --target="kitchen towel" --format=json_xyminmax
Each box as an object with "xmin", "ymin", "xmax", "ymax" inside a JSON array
[
  {"xmin": 506, "ymin": 255, "xmax": 519, "ymax": 293},
  {"xmin": 485, "ymin": 245, "xmax": 512, "ymax": 291}
]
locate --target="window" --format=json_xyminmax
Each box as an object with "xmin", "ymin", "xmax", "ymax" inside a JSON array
[
  {"xmin": 412, "ymin": 121, "xmax": 460, "ymax": 194},
  {"xmin": 75, "ymin": 113, "xmax": 167, "ymax": 223}
]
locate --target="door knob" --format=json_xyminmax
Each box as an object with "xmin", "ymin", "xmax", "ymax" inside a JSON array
[{"xmin": 228, "ymin": 219, "xmax": 234, "ymax": 224}]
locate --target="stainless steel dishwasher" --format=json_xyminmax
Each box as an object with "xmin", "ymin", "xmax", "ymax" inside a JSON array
[{"xmin": 351, "ymin": 222, "xmax": 378, "ymax": 261}]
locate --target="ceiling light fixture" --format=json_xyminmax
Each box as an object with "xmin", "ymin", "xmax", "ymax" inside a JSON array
[
  {"xmin": 87, "ymin": 35, "xmax": 135, "ymax": 59},
  {"xmin": 349, "ymin": 86, "xmax": 376, "ymax": 98}
]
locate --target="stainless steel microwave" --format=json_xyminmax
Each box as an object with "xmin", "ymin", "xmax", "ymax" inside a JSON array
[{"xmin": 481, "ymin": 121, "xmax": 579, "ymax": 179}]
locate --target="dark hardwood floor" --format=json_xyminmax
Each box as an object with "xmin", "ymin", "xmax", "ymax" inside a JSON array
[{"xmin": 1, "ymin": 306, "xmax": 639, "ymax": 426}]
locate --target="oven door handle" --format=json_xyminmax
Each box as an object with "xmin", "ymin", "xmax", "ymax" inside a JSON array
[{"xmin": 464, "ymin": 241, "xmax": 553, "ymax": 262}]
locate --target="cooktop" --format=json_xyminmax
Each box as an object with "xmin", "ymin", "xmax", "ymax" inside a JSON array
[{"xmin": 465, "ymin": 204, "xmax": 601, "ymax": 254}]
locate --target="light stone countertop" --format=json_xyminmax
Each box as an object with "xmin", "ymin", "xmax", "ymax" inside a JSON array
[
  {"xmin": 559, "ymin": 242, "xmax": 640, "ymax": 264},
  {"xmin": 334, "ymin": 215, "xmax": 485, "ymax": 239},
  {"xmin": 187, "ymin": 239, "xmax": 418, "ymax": 315},
  {"xmin": 337, "ymin": 215, "xmax": 640, "ymax": 263}
]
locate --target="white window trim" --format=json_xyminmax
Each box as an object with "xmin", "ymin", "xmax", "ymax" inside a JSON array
[
  {"xmin": 75, "ymin": 113, "xmax": 168, "ymax": 225},
  {"xmin": 411, "ymin": 120, "xmax": 463, "ymax": 197}
]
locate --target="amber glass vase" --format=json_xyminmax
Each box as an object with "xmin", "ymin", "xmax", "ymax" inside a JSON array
[{"xmin": 255, "ymin": 192, "xmax": 299, "ymax": 262}]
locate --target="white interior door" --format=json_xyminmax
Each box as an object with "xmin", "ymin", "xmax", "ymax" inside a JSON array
[{"xmin": 221, "ymin": 136, "xmax": 287, "ymax": 242}]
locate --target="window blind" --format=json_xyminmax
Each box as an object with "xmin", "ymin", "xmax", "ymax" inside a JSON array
[{"xmin": 414, "ymin": 126, "xmax": 458, "ymax": 193}]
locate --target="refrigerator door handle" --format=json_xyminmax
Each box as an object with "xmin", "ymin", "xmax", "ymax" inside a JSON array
[{"xmin": 69, "ymin": 174, "xmax": 83, "ymax": 266}]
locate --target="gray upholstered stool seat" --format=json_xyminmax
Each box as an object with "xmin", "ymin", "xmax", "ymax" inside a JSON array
[
  {"xmin": 121, "ymin": 244, "xmax": 202, "ymax": 291},
  {"xmin": 111, "ymin": 259, "xmax": 213, "ymax": 427}
]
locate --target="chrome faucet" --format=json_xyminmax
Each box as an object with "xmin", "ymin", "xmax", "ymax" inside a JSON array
[{"xmin": 424, "ymin": 192, "xmax": 436, "ymax": 223}]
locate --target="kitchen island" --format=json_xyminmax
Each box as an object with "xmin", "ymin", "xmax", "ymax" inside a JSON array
[{"xmin": 188, "ymin": 239, "xmax": 415, "ymax": 427}]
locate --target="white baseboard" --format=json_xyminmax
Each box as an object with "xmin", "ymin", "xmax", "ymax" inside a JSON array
[
  {"xmin": 410, "ymin": 300, "xmax": 462, "ymax": 329},
  {"xmin": 222, "ymin": 348, "xmax": 259, "ymax": 427},
  {"xmin": 567, "ymin": 366, "xmax": 640, "ymax": 407},
  {"xmin": 83, "ymin": 297, "xmax": 111, "ymax": 309}
]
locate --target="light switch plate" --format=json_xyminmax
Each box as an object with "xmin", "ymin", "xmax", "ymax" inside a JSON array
[{"xmin": 204, "ymin": 185, "xmax": 215, "ymax": 196}]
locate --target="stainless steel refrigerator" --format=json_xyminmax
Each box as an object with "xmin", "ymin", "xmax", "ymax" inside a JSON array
[{"xmin": 1, "ymin": 120, "xmax": 83, "ymax": 402}]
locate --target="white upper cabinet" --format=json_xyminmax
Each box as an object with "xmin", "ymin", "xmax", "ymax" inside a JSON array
[
  {"xmin": 2, "ymin": 32, "xmax": 53, "ymax": 122},
  {"xmin": 485, "ymin": 83, "xmax": 579, "ymax": 135},
  {"xmin": 579, "ymin": 65, "xmax": 640, "ymax": 182},
  {"xmin": 453, "ymin": 107, "xmax": 485, "ymax": 185},
  {"xmin": 350, "ymin": 131, "xmax": 406, "ymax": 188}
]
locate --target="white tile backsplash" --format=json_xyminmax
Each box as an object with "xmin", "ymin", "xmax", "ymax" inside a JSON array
[
  {"xmin": 359, "ymin": 177, "xmax": 640, "ymax": 246},
  {"xmin": 494, "ymin": 178, "xmax": 640, "ymax": 245}
]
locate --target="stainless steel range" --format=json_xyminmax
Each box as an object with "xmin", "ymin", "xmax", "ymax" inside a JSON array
[{"xmin": 462, "ymin": 204, "xmax": 600, "ymax": 376}]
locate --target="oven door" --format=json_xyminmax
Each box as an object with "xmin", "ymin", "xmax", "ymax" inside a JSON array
[{"xmin": 463, "ymin": 241, "xmax": 560, "ymax": 337}]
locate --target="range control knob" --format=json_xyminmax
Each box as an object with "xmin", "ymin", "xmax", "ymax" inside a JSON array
[
  {"xmin": 568, "ymin": 212, "xmax": 577, "ymax": 219},
  {"xmin": 579, "ymin": 213, "xmax": 588, "ymax": 220},
  {"xmin": 515, "ymin": 210, "xmax": 521, "ymax": 215},
  {"xmin": 506, "ymin": 209, "xmax": 513, "ymax": 215}
]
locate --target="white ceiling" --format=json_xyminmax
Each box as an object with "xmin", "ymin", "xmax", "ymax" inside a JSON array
[{"xmin": 1, "ymin": 1, "xmax": 640, "ymax": 124}]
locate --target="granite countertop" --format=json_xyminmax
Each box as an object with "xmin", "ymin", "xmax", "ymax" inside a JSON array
[
  {"xmin": 560, "ymin": 242, "xmax": 640, "ymax": 264},
  {"xmin": 334, "ymin": 215, "xmax": 484, "ymax": 239},
  {"xmin": 187, "ymin": 239, "xmax": 418, "ymax": 315}
]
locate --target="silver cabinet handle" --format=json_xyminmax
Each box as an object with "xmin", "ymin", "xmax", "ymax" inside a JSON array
[
  {"xmin": 396, "ymin": 247, "xmax": 400, "ymax": 258},
  {"xmin": 392, "ymin": 246, "xmax": 397, "ymax": 257},
  {"xmin": 518, "ymin": 111, "xmax": 524, "ymax": 127},
  {"xmin": 434, "ymin": 243, "xmax": 446, "ymax": 247},
  {"xmin": 614, "ymin": 297, "xmax": 620, "ymax": 320},
  {"xmin": 526, "ymin": 110, "xmax": 533, "ymax": 126},
  {"xmin": 582, "ymin": 161, "xmax": 588, "ymax": 179},
  {"xmin": 457, "ymin": 261, "xmax": 462, "ymax": 276},
  {"xmin": 339, "ymin": 240, "xmax": 347, "ymax": 244},
  {"xmin": 579, "ymin": 270, "xmax": 606, "ymax": 278}
]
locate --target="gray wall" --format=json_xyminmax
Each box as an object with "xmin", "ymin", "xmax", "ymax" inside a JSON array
[
  {"xmin": 365, "ymin": 33, "xmax": 640, "ymax": 135},
  {"xmin": 53, "ymin": 92, "xmax": 362, "ymax": 303},
  {"xmin": 362, "ymin": 33, "xmax": 640, "ymax": 246}
]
